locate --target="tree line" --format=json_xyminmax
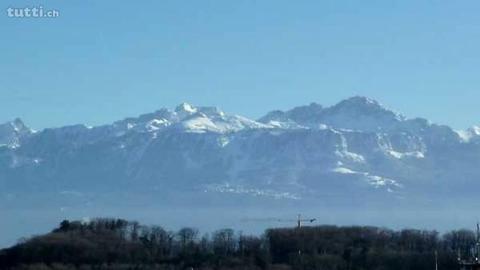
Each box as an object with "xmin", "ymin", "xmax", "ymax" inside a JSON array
[{"xmin": 0, "ymin": 218, "xmax": 476, "ymax": 270}]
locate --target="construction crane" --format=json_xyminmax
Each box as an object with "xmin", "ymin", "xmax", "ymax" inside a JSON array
[
  {"xmin": 295, "ymin": 214, "xmax": 317, "ymax": 228},
  {"xmin": 241, "ymin": 214, "xmax": 316, "ymax": 229}
]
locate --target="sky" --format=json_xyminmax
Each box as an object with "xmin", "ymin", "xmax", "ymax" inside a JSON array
[{"xmin": 1, "ymin": 0, "xmax": 479, "ymax": 130}]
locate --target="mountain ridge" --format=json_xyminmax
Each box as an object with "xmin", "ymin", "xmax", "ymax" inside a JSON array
[
  {"xmin": 1, "ymin": 96, "xmax": 478, "ymax": 199},
  {"xmin": 3, "ymin": 96, "xmax": 476, "ymax": 139},
  {"xmin": 1, "ymin": 96, "xmax": 480, "ymax": 248}
]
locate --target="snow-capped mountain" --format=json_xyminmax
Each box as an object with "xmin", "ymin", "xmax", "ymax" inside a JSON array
[
  {"xmin": 2, "ymin": 96, "xmax": 480, "ymax": 247},
  {"xmin": 1, "ymin": 96, "xmax": 479, "ymax": 203}
]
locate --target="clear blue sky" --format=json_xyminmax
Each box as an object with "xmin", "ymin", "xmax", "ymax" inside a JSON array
[{"xmin": 1, "ymin": 0, "xmax": 479, "ymax": 130}]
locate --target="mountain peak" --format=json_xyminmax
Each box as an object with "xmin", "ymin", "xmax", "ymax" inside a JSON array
[
  {"xmin": 174, "ymin": 103, "xmax": 199, "ymax": 120},
  {"xmin": 330, "ymin": 96, "xmax": 404, "ymax": 122},
  {"xmin": 175, "ymin": 102, "xmax": 197, "ymax": 114},
  {"xmin": 334, "ymin": 96, "xmax": 382, "ymax": 109},
  {"xmin": 0, "ymin": 117, "xmax": 30, "ymax": 132},
  {"xmin": 258, "ymin": 97, "xmax": 405, "ymax": 131},
  {"xmin": 12, "ymin": 117, "xmax": 24, "ymax": 125},
  {"xmin": 11, "ymin": 118, "xmax": 28, "ymax": 131},
  {"xmin": 0, "ymin": 118, "xmax": 32, "ymax": 148}
]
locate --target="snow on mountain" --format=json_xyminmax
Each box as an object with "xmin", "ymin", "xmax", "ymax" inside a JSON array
[
  {"xmin": 457, "ymin": 126, "xmax": 480, "ymax": 142},
  {"xmin": 331, "ymin": 166, "xmax": 401, "ymax": 191},
  {"xmin": 0, "ymin": 118, "xmax": 33, "ymax": 148},
  {"xmin": 2, "ymin": 97, "xmax": 480, "ymax": 249},
  {"xmin": 99, "ymin": 103, "xmax": 273, "ymax": 136},
  {"xmin": 176, "ymin": 102, "xmax": 198, "ymax": 114},
  {"xmin": 258, "ymin": 96, "xmax": 405, "ymax": 132},
  {"xmin": 1, "ymin": 97, "xmax": 479, "ymax": 204},
  {"xmin": 321, "ymin": 96, "xmax": 405, "ymax": 131}
]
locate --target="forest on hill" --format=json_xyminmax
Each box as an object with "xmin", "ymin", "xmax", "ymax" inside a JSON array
[{"xmin": 0, "ymin": 218, "xmax": 475, "ymax": 270}]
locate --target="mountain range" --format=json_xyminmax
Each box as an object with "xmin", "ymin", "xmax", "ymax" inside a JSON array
[{"xmin": 1, "ymin": 96, "xmax": 480, "ymax": 246}]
